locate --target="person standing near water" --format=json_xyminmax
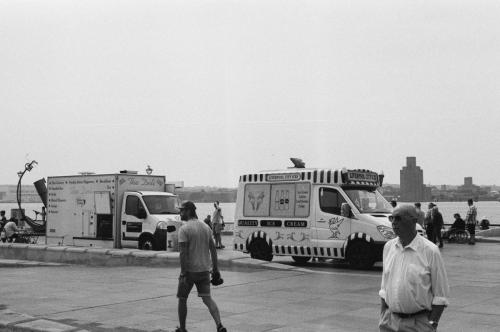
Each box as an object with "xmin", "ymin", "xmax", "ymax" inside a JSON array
[
  {"xmin": 465, "ymin": 199, "xmax": 478, "ymax": 245},
  {"xmin": 212, "ymin": 202, "xmax": 224, "ymax": 249}
]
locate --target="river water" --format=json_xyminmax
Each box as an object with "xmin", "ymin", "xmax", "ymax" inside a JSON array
[{"xmin": 2, "ymin": 200, "xmax": 499, "ymax": 225}]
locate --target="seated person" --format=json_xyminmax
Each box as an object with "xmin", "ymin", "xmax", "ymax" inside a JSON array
[
  {"xmin": 443, "ymin": 213, "xmax": 465, "ymax": 239},
  {"xmin": 479, "ymin": 217, "xmax": 490, "ymax": 230},
  {"xmin": 203, "ymin": 215, "xmax": 213, "ymax": 230},
  {"xmin": 3, "ymin": 219, "xmax": 19, "ymax": 243}
]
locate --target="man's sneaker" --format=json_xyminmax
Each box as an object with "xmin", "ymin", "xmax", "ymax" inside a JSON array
[
  {"xmin": 175, "ymin": 327, "xmax": 187, "ymax": 332},
  {"xmin": 217, "ymin": 324, "xmax": 227, "ymax": 332}
]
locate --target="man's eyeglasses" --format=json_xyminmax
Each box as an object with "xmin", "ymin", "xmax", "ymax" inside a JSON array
[
  {"xmin": 389, "ymin": 215, "xmax": 418, "ymax": 223},
  {"xmin": 388, "ymin": 215, "xmax": 401, "ymax": 222}
]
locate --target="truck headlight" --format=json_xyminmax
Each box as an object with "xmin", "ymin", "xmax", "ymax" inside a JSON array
[{"xmin": 377, "ymin": 225, "xmax": 396, "ymax": 239}]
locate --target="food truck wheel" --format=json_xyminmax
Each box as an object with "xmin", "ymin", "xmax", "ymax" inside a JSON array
[
  {"xmin": 139, "ymin": 235, "xmax": 155, "ymax": 250},
  {"xmin": 249, "ymin": 238, "xmax": 273, "ymax": 261},
  {"xmin": 292, "ymin": 256, "xmax": 311, "ymax": 264},
  {"xmin": 346, "ymin": 240, "xmax": 375, "ymax": 270}
]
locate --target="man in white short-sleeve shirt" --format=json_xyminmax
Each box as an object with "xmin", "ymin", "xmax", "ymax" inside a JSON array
[{"xmin": 379, "ymin": 204, "xmax": 449, "ymax": 331}]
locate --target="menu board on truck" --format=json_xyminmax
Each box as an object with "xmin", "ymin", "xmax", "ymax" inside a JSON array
[
  {"xmin": 243, "ymin": 182, "xmax": 310, "ymax": 218},
  {"xmin": 47, "ymin": 175, "xmax": 117, "ymax": 243}
]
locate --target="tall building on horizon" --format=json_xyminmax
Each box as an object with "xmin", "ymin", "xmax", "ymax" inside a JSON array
[{"xmin": 400, "ymin": 157, "xmax": 431, "ymax": 202}]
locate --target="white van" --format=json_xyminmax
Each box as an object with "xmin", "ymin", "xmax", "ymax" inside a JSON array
[
  {"xmin": 233, "ymin": 167, "xmax": 416, "ymax": 269},
  {"xmin": 46, "ymin": 172, "xmax": 181, "ymax": 250}
]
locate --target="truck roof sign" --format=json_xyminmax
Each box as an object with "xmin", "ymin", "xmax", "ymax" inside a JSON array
[
  {"xmin": 240, "ymin": 168, "xmax": 380, "ymax": 187},
  {"xmin": 266, "ymin": 173, "xmax": 301, "ymax": 182},
  {"xmin": 346, "ymin": 171, "xmax": 378, "ymax": 183}
]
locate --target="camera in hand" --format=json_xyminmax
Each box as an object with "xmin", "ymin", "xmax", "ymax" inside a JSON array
[{"xmin": 211, "ymin": 270, "xmax": 224, "ymax": 286}]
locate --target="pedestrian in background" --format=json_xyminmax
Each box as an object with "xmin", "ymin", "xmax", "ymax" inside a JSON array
[
  {"xmin": 380, "ymin": 204, "xmax": 449, "ymax": 332},
  {"xmin": 204, "ymin": 214, "xmax": 213, "ymax": 230},
  {"xmin": 431, "ymin": 206, "xmax": 444, "ymax": 248},
  {"xmin": 176, "ymin": 201, "xmax": 226, "ymax": 332},
  {"xmin": 479, "ymin": 217, "xmax": 490, "ymax": 230},
  {"xmin": 0, "ymin": 210, "xmax": 7, "ymax": 242},
  {"xmin": 390, "ymin": 200, "xmax": 397, "ymax": 209},
  {"xmin": 443, "ymin": 213, "xmax": 465, "ymax": 241},
  {"xmin": 414, "ymin": 203, "xmax": 425, "ymax": 228},
  {"xmin": 41, "ymin": 206, "xmax": 47, "ymax": 221},
  {"xmin": 212, "ymin": 202, "xmax": 224, "ymax": 249},
  {"xmin": 465, "ymin": 199, "xmax": 478, "ymax": 245},
  {"xmin": 3, "ymin": 219, "xmax": 19, "ymax": 243},
  {"xmin": 424, "ymin": 203, "xmax": 435, "ymax": 240},
  {"xmin": 0, "ymin": 210, "xmax": 7, "ymax": 228}
]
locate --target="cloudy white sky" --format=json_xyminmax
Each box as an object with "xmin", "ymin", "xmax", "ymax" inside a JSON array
[{"xmin": 1, "ymin": 0, "xmax": 499, "ymax": 188}]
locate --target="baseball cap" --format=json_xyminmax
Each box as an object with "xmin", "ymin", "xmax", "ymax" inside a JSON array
[{"xmin": 180, "ymin": 201, "xmax": 197, "ymax": 211}]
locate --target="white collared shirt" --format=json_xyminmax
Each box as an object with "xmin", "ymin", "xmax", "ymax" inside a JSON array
[{"xmin": 379, "ymin": 234, "xmax": 450, "ymax": 313}]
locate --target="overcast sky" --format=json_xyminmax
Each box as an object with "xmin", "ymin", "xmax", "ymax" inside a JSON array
[{"xmin": 1, "ymin": 0, "xmax": 499, "ymax": 188}]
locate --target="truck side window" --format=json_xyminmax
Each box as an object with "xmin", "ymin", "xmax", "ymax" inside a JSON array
[
  {"xmin": 125, "ymin": 196, "xmax": 145, "ymax": 218},
  {"xmin": 319, "ymin": 187, "xmax": 347, "ymax": 215}
]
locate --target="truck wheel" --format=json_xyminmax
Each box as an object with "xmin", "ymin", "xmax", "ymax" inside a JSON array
[
  {"xmin": 139, "ymin": 235, "xmax": 155, "ymax": 250},
  {"xmin": 249, "ymin": 238, "xmax": 273, "ymax": 261},
  {"xmin": 292, "ymin": 256, "xmax": 311, "ymax": 265},
  {"xmin": 346, "ymin": 241, "xmax": 375, "ymax": 270}
]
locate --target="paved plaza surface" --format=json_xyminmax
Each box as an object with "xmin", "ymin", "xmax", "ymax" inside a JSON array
[{"xmin": 1, "ymin": 238, "xmax": 500, "ymax": 331}]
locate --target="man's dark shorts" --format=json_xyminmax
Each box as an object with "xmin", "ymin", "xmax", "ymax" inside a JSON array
[{"xmin": 177, "ymin": 271, "xmax": 211, "ymax": 299}]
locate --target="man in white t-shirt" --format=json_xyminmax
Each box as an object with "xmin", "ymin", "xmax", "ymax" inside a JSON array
[{"xmin": 176, "ymin": 201, "xmax": 226, "ymax": 332}]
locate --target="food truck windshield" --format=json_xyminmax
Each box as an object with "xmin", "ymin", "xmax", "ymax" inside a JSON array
[
  {"xmin": 344, "ymin": 188, "xmax": 392, "ymax": 214},
  {"xmin": 143, "ymin": 195, "xmax": 180, "ymax": 214}
]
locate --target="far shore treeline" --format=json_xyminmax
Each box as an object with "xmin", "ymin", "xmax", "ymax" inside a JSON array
[
  {"xmin": 2, "ymin": 182, "xmax": 499, "ymax": 205},
  {"xmin": 176, "ymin": 187, "xmax": 237, "ymax": 203}
]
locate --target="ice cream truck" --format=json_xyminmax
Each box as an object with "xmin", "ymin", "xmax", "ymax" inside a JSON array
[
  {"xmin": 46, "ymin": 171, "xmax": 181, "ymax": 250},
  {"xmin": 233, "ymin": 166, "xmax": 410, "ymax": 269}
]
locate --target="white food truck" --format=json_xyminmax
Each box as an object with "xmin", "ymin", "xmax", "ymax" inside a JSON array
[
  {"xmin": 233, "ymin": 166, "xmax": 419, "ymax": 269},
  {"xmin": 46, "ymin": 172, "xmax": 181, "ymax": 250}
]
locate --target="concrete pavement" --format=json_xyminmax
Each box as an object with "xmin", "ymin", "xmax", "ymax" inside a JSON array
[{"xmin": 1, "ymin": 235, "xmax": 500, "ymax": 331}]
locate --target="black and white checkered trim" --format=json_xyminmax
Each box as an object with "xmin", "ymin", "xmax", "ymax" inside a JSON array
[
  {"xmin": 239, "ymin": 169, "xmax": 341, "ymax": 184},
  {"xmin": 343, "ymin": 232, "xmax": 374, "ymax": 251},
  {"xmin": 239, "ymin": 168, "xmax": 379, "ymax": 186},
  {"xmin": 245, "ymin": 231, "xmax": 272, "ymax": 250},
  {"xmin": 272, "ymin": 245, "xmax": 345, "ymax": 258},
  {"xmin": 233, "ymin": 242, "xmax": 346, "ymax": 258}
]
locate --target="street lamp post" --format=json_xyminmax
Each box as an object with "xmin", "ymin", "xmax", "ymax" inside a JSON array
[{"xmin": 16, "ymin": 160, "xmax": 38, "ymax": 221}]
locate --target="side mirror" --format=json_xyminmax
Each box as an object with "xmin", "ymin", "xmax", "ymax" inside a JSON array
[
  {"xmin": 137, "ymin": 209, "xmax": 147, "ymax": 219},
  {"xmin": 341, "ymin": 203, "xmax": 352, "ymax": 218}
]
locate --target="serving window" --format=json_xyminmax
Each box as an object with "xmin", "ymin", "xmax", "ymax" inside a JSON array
[{"xmin": 243, "ymin": 182, "xmax": 310, "ymax": 218}]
